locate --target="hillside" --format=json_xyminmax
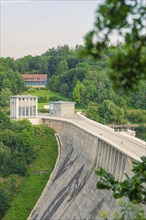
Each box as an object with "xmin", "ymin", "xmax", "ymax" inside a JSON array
[{"xmin": 0, "ymin": 45, "xmax": 145, "ymax": 126}]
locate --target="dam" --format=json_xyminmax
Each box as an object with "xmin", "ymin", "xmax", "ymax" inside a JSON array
[{"xmin": 29, "ymin": 113, "xmax": 146, "ymax": 220}]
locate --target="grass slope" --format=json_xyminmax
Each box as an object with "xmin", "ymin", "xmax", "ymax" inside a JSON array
[
  {"xmin": 23, "ymin": 88, "xmax": 71, "ymax": 111},
  {"xmin": 23, "ymin": 88, "xmax": 70, "ymax": 101},
  {"xmin": 2, "ymin": 126, "xmax": 58, "ymax": 220}
]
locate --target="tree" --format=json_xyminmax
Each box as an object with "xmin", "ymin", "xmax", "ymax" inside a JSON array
[
  {"xmin": 126, "ymin": 109, "xmax": 146, "ymax": 123},
  {"xmin": 96, "ymin": 156, "xmax": 146, "ymax": 218},
  {"xmin": 0, "ymin": 72, "xmax": 7, "ymax": 89},
  {"xmin": 0, "ymin": 88, "xmax": 12, "ymax": 108},
  {"xmin": 0, "ymin": 142, "xmax": 11, "ymax": 176},
  {"xmin": 39, "ymin": 56, "xmax": 50, "ymax": 74},
  {"xmin": 48, "ymin": 57, "xmax": 59, "ymax": 76},
  {"xmin": 48, "ymin": 75, "xmax": 62, "ymax": 92},
  {"xmin": 0, "ymin": 189, "xmax": 10, "ymax": 218},
  {"xmin": 16, "ymin": 55, "xmax": 33, "ymax": 73},
  {"xmin": 1, "ymin": 79, "xmax": 12, "ymax": 91},
  {"xmin": 4, "ymin": 57, "xmax": 17, "ymax": 71},
  {"xmin": 83, "ymin": 80, "xmax": 96, "ymax": 103},
  {"xmin": 99, "ymin": 100, "xmax": 125, "ymax": 124},
  {"xmin": 59, "ymin": 83, "xmax": 69, "ymax": 96},
  {"xmin": 0, "ymin": 62, "xmax": 25, "ymax": 95},
  {"xmin": 72, "ymin": 82, "xmax": 86, "ymax": 107},
  {"xmin": 1, "ymin": 129, "xmax": 15, "ymax": 147},
  {"xmin": 10, "ymin": 118, "xmax": 34, "ymax": 133},
  {"xmin": 0, "ymin": 111, "xmax": 11, "ymax": 130},
  {"xmin": 83, "ymin": 0, "xmax": 146, "ymax": 90},
  {"xmin": 85, "ymin": 102, "xmax": 98, "ymax": 121},
  {"xmin": 113, "ymin": 200, "xmax": 146, "ymax": 220},
  {"xmin": 56, "ymin": 60, "xmax": 68, "ymax": 75},
  {"xmin": 15, "ymin": 71, "xmax": 25, "ymax": 93}
]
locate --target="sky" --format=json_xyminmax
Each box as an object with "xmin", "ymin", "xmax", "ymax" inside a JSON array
[{"xmin": 1, "ymin": 0, "xmax": 104, "ymax": 59}]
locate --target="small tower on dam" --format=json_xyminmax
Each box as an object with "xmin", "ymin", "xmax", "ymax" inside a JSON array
[
  {"xmin": 49, "ymin": 101, "xmax": 75, "ymax": 116},
  {"xmin": 10, "ymin": 95, "xmax": 38, "ymax": 119}
]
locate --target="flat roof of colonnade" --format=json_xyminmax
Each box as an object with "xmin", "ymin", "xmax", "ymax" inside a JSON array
[{"xmin": 10, "ymin": 95, "xmax": 38, "ymax": 98}]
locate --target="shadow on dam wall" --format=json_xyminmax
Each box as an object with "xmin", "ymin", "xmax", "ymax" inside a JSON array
[{"xmin": 29, "ymin": 118, "xmax": 134, "ymax": 220}]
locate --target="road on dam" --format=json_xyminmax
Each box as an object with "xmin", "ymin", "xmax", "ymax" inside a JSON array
[{"xmin": 28, "ymin": 113, "xmax": 146, "ymax": 220}]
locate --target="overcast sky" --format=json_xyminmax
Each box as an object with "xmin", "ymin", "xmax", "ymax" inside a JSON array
[{"xmin": 1, "ymin": 0, "xmax": 104, "ymax": 59}]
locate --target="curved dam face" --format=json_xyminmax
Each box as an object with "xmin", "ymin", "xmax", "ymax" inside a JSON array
[{"xmin": 29, "ymin": 117, "xmax": 136, "ymax": 220}]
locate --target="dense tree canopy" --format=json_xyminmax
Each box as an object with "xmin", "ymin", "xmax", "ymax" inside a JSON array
[
  {"xmin": 0, "ymin": 58, "xmax": 25, "ymax": 112},
  {"xmin": 0, "ymin": 112, "xmax": 35, "ymax": 177},
  {"xmin": 1, "ymin": 43, "xmax": 145, "ymax": 126}
]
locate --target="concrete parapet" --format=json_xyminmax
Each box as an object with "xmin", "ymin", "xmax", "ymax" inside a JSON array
[{"xmin": 28, "ymin": 117, "xmax": 41, "ymax": 125}]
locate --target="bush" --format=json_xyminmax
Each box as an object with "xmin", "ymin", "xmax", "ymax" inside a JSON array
[
  {"xmin": 38, "ymin": 96, "xmax": 48, "ymax": 103},
  {"xmin": 126, "ymin": 109, "xmax": 146, "ymax": 124},
  {"xmin": 0, "ymin": 189, "xmax": 10, "ymax": 218},
  {"xmin": 49, "ymin": 96, "xmax": 62, "ymax": 101}
]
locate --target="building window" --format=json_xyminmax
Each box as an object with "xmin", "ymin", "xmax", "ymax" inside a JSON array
[
  {"xmin": 30, "ymin": 107, "xmax": 32, "ymax": 116},
  {"xmin": 22, "ymin": 107, "xmax": 25, "ymax": 116},
  {"xmin": 33, "ymin": 106, "xmax": 36, "ymax": 116},
  {"xmin": 19, "ymin": 107, "xmax": 21, "ymax": 116},
  {"xmin": 26, "ymin": 107, "xmax": 29, "ymax": 116}
]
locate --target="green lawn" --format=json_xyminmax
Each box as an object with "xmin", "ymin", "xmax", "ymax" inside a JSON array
[
  {"xmin": 23, "ymin": 88, "xmax": 71, "ymax": 101},
  {"xmin": 23, "ymin": 88, "xmax": 71, "ymax": 112},
  {"xmin": 2, "ymin": 126, "xmax": 58, "ymax": 220},
  {"xmin": 38, "ymin": 102, "xmax": 48, "ymax": 111}
]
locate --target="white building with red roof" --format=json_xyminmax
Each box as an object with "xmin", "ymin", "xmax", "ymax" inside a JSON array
[{"xmin": 22, "ymin": 74, "xmax": 48, "ymax": 87}]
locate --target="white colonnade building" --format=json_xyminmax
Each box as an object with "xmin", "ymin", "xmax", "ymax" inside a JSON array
[{"xmin": 10, "ymin": 95, "xmax": 38, "ymax": 119}]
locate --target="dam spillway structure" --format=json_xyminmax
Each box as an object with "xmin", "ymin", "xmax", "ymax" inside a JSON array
[{"xmin": 29, "ymin": 113, "xmax": 146, "ymax": 220}]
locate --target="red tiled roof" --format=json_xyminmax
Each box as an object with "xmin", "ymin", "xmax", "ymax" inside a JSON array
[{"xmin": 22, "ymin": 74, "xmax": 47, "ymax": 82}]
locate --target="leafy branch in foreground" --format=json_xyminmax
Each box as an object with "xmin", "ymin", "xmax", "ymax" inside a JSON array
[
  {"xmin": 113, "ymin": 200, "xmax": 146, "ymax": 220},
  {"xmin": 83, "ymin": 0, "xmax": 146, "ymax": 90},
  {"xmin": 96, "ymin": 156, "xmax": 146, "ymax": 204}
]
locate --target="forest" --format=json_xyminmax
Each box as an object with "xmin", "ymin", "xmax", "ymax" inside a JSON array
[{"xmin": 0, "ymin": 44, "xmax": 146, "ymax": 126}]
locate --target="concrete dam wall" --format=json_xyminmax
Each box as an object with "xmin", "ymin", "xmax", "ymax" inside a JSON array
[{"xmin": 29, "ymin": 117, "xmax": 139, "ymax": 220}]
